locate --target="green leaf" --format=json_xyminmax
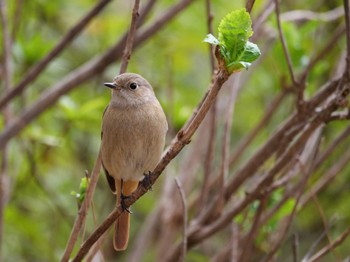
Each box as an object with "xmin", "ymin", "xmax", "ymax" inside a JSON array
[
  {"xmin": 71, "ymin": 177, "xmax": 89, "ymax": 207},
  {"xmin": 227, "ymin": 41, "xmax": 261, "ymax": 72},
  {"xmin": 203, "ymin": 8, "xmax": 261, "ymax": 73},
  {"xmin": 203, "ymin": 34, "xmax": 220, "ymax": 45},
  {"xmin": 218, "ymin": 8, "xmax": 253, "ymax": 62}
]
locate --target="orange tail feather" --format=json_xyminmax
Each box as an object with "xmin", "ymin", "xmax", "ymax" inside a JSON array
[{"xmin": 114, "ymin": 180, "xmax": 139, "ymax": 251}]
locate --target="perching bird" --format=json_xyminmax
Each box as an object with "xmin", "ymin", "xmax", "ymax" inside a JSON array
[{"xmin": 101, "ymin": 73, "xmax": 167, "ymax": 251}]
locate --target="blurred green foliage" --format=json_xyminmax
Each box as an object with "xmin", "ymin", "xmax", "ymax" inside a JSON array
[{"xmin": 1, "ymin": 0, "xmax": 349, "ymax": 261}]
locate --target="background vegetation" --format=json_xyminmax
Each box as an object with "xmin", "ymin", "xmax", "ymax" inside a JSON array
[{"xmin": 0, "ymin": 0, "xmax": 349, "ymax": 261}]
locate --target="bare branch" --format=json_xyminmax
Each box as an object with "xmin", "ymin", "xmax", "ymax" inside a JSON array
[
  {"xmin": 245, "ymin": 0, "xmax": 256, "ymax": 13},
  {"xmin": 174, "ymin": 178, "xmax": 188, "ymax": 262},
  {"xmin": 281, "ymin": 6, "xmax": 344, "ymax": 22},
  {"xmin": 274, "ymin": 0, "xmax": 297, "ymax": 86},
  {"xmin": 240, "ymin": 195, "xmax": 268, "ymax": 262},
  {"xmin": 292, "ymin": 234, "xmax": 299, "ymax": 262},
  {"xmin": 308, "ymin": 227, "xmax": 350, "ymax": 262},
  {"xmin": 343, "ymin": 0, "xmax": 350, "ymax": 72},
  {"xmin": 119, "ymin": 0, "xmax": 141, "ymax": 74},
  {"xmin": 198, "ymin": 0, "xmax": 217, "ymax": 211},
  {"xmin": 61, "ymin": 151, "xmax": 102, "ymax": 262}
]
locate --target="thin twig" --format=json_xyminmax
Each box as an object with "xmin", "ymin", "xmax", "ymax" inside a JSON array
[
  {"xmin": 261, "ymin": 173, "xmax": 308, "ymax": 262},
  {"xmin": 0, "ymin": 0, "xmax": 113, "ymax": 111},
  {"xmin": 61, "ymin": 151, "xmax": 102, "ymax": 262},
  {"xmin": 310, "ymin": 194, "xmax": 340, "ymax": 260},
  {"xmin": 198, "ymin": 0, "xmax": 216, "ymax": 212},
  {"xmin": 174, "ymin": 178, "xmax": 188, "ymax": 262},
  {"xmin": 343, "ymin": 0, "xmax": 350, "ymax": 72},
  {"xmin": 119, "ymin": 0, "xmax": 141, "ymax": 74},
  {"xmin": 217, "ymin": 76, "xmax": 240, "ymax": 215},
  {"xmin": 240, "ymin": 195, "xmax": 268, "ymax": 262},
  {"xmin": 281, "ymin": 6, "xmax": 344, "ymax": 22},
  {"xmin": 245, "ymin": 0, "xmax": 256, "ymax": 13},
  {"xmin": 274, "ymin": 0, "xmax": 298, "ymax": 86},
  {"xmin": 308, "ymin": 227, "xmax": 350, "ymax": 262},
  {"xmin": 302, "ymin": 227, "xmax": 331, "ymax": 262},
  {"xmin": 205, "ymin": 0, "xmax": 215, "ymax": 72},
  {"xmin": 292, "ymin": 234, "xmax": 298, "ymax": 262}
]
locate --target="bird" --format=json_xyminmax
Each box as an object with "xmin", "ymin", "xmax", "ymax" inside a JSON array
[{"xmin": 101, "ymin": 73, "xmax": 168, "ymax": 251}]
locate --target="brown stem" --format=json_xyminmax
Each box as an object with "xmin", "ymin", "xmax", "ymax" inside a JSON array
[
  {"xmin": 119, "ymin": 0, "xmax": 141, "ymax": 74},
  {"xmin": 308, "ymin": 227, "xmax": 350, "ymax": 262},
  {"xmin": 174, "ymin": 178, "xmax": 188, "ymax": 262},
  {"xmin": 198, "ymin": 0, "xmax": 216, "ymax": 212},
  {"xmin": 61, "ymin": 151, "xmax": 102, "ymax": 262},
  {"xmin": 343, "ymin": 0, "xmax": 350, "ymax": 72},
  {"xmin": 245, "ymin": 0, "xmax": 256, "ymax": 13},
  {"xmin": 274, "ymin": 0, "xmax": 297, "ymax": 86}
]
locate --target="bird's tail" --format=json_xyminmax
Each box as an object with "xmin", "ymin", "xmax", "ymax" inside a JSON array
[{"xmin": 114, "ymin": 180, "xmax": 139, "ymax": 251}]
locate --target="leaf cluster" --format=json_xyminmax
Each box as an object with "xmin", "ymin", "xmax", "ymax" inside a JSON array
[{"xmin": 204, "ymin": 8, "xmax": 261, "ymax": 72}]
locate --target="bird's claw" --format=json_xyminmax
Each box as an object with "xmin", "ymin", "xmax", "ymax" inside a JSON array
[
  {"xmin": 141, "ymin": 171, "xmax": 153, "ymax": 191},
  {"xmin": 120, "ymin": 193, "xmax": 132, "ymax": 214}
]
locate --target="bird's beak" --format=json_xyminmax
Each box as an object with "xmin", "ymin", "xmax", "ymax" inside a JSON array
[{"xmin": 104, "ymin": 82, "xmax": 118, "ymax": 89}]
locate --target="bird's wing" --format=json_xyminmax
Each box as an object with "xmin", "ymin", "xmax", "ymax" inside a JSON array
[{"xmin": 101, "ymin": 104, "xmax": 116, "ymax": 193}]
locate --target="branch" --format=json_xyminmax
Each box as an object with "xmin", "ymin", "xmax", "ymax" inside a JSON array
[
  {"xmin": 344, "ymin": 0, "xmax": 350, "ymax": 72},
  {"xmin": 174, "ymin": 178, "xmax": 188, "ymax": 262},
  {"xmin": 164, "ymin": 93, "xmax": 345, "ymax": 261},
  {"xmin": 281, "ymin": 6, "xmax": 344, "ymax": 22},
  {"xmin": 61, "ymin": 151, "xmax": 102, "ymax": 262},
  {"xmin": 198, "ymin": 0, "xmax": 216, "ymax": 211},
  {"xmin": 0, "ymin": 0, "xmax": 113, "ymax": 111},
  {"xmin": 239, "ymin": 195, "xmax": 268, "ymax": 262},
  {"xmin": 245, "ymin": 0, "xmax": 256, "ymax": 13},
  {"xmin": 308, "ymin": 227, "xmax": 350, "ymax": 262},
  {"xmin": 72, "ymin": 68, "xmax": 230, "ymax": 261},
  {"xmin": 119, "ymin": 0, "xmax": 141, "ymax": 74},
  {"xmin": 0, "ymin": 0, "xmax": 197, "ymax": 150},
  {"xmin": 274, "ymin": 0, "xmax": 298, "ymax": 86}
]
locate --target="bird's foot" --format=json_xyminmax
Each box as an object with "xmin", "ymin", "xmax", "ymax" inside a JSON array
[
  {"xmin": 120, "ymin": 193, "xmax": 132, "ymax": 214},
  {"xmin": 141, "ymin": 171, "xmax": 153, "ymax": 191}
]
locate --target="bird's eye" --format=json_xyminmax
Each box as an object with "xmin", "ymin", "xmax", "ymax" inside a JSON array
[{"xmin": 129, "ymin": 82, "xmax": 138, "ymax": 90}]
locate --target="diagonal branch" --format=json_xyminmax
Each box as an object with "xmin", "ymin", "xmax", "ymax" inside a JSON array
[{"xmin": 308, "ymin": 227, "xmax": 350, "ymax": 262}]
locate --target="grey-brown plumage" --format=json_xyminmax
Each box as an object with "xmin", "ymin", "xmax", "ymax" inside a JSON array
[{"xmin": 101, "ymin": 73, "xmax": 167, "ymax": 251}]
